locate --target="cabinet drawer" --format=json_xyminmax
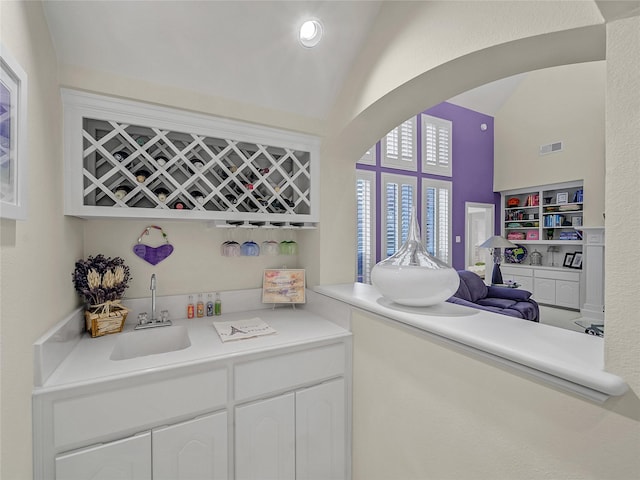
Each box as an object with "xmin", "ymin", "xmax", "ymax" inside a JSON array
[
  {"xmin": 501, "ymin": 266, "xmax": 533, "ymax": 276},
  {"xmin": 235, "ymin": 343, "xmax": 345, "ymax": 401},
  {"xmin": 56, "ymin": 431, "xmax": 151, "ymax": 480},
  {"xmin": 53, "ymin": 368, "xmax": 227, "ymax": 451},
  {"xmin": 534, "ymin": 269, "xmax": 580, "ymax": 281}
]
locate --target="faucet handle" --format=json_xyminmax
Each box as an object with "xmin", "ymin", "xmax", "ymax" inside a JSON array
[{"xmin": 137, "ymin": 312, "xmax": 149, "ymax": 325}]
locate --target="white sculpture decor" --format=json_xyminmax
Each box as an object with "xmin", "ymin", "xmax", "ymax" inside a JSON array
[{"xmin": 371, "ymin": 207, "xmax": 459, "ymax": 306}]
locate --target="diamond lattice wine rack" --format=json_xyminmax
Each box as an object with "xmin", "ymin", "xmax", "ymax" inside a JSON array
[{"xmin": 63, "ymin": 89, "xmax": 319, "ymax": 226}]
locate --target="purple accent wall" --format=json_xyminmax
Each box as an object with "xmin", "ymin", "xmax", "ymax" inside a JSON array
[
  {"xmin": 424, "ymin": 102, "xmax": 500, "ymax": 270},
  {"xmin": 357, "ymin": 101, "xmax": 500, "ymax": 271}
]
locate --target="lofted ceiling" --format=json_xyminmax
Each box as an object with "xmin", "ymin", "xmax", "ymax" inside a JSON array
[
  {"xmin": 42, "ymin": 1, "xmax": 638, "ymax": 122},
  {"xmin": 42, "ymin": 0, "xmax": 383, "ymax": 121}
]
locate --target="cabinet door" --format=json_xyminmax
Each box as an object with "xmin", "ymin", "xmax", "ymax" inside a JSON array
[
  {"xmin": 55, "ymin": 432, "xmax": 151, "ymax": 480},
  {"xmin": 235, "ymin": 393, "xmax": 295, "ymax": 480},
  {"xmin": 296, "ymin": 379, "xmax": 346, "ymax": 480},
  {"xmin": 534, "ymin": 278, "xmax": 556, "ymax": 305},
  {"xmin": 512, "ymin": 275, "xmax": 533, "ymax": 293},
  {"xmin": 555, "ymin": 280, "xmax": 580, "ymax": 309},
  {"xmin": 153, "ymin": 411, "xmax": 228, "ymax": 480}
]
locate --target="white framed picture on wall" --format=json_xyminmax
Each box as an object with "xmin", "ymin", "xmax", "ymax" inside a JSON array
[{"xmin": 0, "ymin": 42, "xmax": 28, "ymax": 220}]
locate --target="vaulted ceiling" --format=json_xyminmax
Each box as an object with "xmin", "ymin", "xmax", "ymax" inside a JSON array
[{"xmin": 42, "ymin": 1, "xmax": 640, "ymax": 122}]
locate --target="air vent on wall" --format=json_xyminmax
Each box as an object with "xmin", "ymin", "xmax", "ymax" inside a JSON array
[{"xmin": 539, "ymin": 141, "xmax": 563, "ymax": 155}]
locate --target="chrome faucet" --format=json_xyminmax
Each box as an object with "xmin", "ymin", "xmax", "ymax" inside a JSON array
[
  {"xmin": 150, "ymin": 273, "xmax": 157, "ymax": 322},
  {"xmin": 135, "ymin": 274, "xmax": 172, "ymax": 329}
]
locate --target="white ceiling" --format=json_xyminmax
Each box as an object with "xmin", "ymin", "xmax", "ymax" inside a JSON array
[
  {"xmin": 447, "ymin": 73, "xmax": 527, "ymax": 116},
  {"xmin": 43, "ymin": 0, "xmax": 383, "ymax": 121},
  {"xmin": 45, "ymin": 1, "xmax": 625, "ymax": 121}
]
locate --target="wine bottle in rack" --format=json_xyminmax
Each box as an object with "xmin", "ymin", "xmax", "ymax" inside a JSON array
[
  {"xmin": 134, "ymin": 169, "xmax": 151, "ymax": 183},
  {"xmin": 224, "ymin": 193, "xmax": 239, "ymax": 206},
  {"xmin": 113, "ymin": 184, "xmax": 131, "ymax": 201},
  {"xmin": 154, "ymin": 156, "xmax": 168, "ymax": 167},
  {"xmin": 113, "ymin": 150, "xmax": 129, "ymax": 162},
  {"xmin": 189, "ymin": 190, "xmax": 205, "ymax": 205},
  {"xmin": 191, "ymin": 158, "xmax": 205, "ymax": 171},
  {"xmin": 154, "ymin": 188, "xmax": 169, "ymax": 203},
  {"xmin": 171, "ymin": 198, "xmax": 189, "ymax": 210}
]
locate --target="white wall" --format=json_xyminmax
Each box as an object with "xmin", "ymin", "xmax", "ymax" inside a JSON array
[
  {"xmin": 604, "ymin": 15, "xmax": 640, "ymax": 391},
  {"xmin": 494, "ymin": 61, "xmax": 605, "ymax": 227},
  {"xmin": 0, "ymin": 2, "xmax": 84, "ymax": 478},
  {"xmin": 84, "ymin": 220, "xmax": 303, "ymax": 299},
  {"xmin": 352, "ymin": 310, "xmax": 640, "ymax": 480}
]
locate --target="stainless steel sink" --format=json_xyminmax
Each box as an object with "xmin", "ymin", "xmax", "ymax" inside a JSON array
[{"xmin": 110, "ymin": 325, "xmax": 191, "ymax": 361}]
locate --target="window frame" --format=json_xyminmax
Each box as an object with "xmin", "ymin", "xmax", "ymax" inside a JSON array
[
  {"xmin": 355, "ymin": 170, "xmax": 377, "ymax": 284},
  {"xmin": 381, "ymin": 117, "xmax": 417, "ymax": 171},
  {"xmin": 381, "ymin": 172, "xmax": 417, "ymax": 258},
  {"xmin": 421, "ymin": 113, "xmax": 452, "ymax": 177},
  {"xmin": 421, "ymin": 177, "xmax": 453, "ymax": 266},
  {"xmin": 357, "ymin": 146, "xmax": 377, "ymax": 166}
]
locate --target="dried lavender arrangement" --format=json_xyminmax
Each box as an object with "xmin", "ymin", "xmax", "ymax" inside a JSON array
[{"xmin": 72, "ymin": 255, "xmax": 132, "ymax": 337}]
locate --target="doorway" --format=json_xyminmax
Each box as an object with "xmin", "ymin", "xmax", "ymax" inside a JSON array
[{"xmin": 465, "ymin": 202, "xmax": 495, "ymax": 277}]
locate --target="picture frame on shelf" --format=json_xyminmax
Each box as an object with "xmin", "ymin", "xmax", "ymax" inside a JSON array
[
  {"xmin": 563, "ymin": 253, "xmax": 575, "ymax": 268},
  {"xmin": 0, "ymin": 43, "xmax": 28, "ymax": 220},
  {"xmin": 571, "ymin": 216, "xmax": 583, "ymax": 226},
  {"xmin": 570, "ymin": 252, "xmax": 583, "ymax": 269},
  {"xmin": 556, "ymin": 192, "xmax": 568, "ymax": 204}
]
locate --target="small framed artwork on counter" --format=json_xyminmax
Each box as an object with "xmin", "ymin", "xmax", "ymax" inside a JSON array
[
  {"xmin": 570, "ymin": 252, "xmax": 583, "ymax": 269},
  {"xmin": 563, "ymin": 253, "xmax": 575, "ymax": 268},
  {"xmin": 262, "ymin": 268, "xmax": 306, "ymax": 304}
]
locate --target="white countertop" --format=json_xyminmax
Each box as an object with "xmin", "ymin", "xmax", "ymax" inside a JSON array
[
  {"xmin": 314, "ymin": 283, "xmax": 627, "ymax": 401},
  {"xmin": 37, "ymin": 307, "xmax": 350, "ymax": 392}
]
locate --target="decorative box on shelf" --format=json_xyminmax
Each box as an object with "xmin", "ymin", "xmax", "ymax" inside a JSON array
[
  {"xmin": 62, "ymin": 89, "xmax": 320, "ymax": 225},
  {"xmin": 559, "ymin": 230, "xmax": 583, "ymax": 241}
]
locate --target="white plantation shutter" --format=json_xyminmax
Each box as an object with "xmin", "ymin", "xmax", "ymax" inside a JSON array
[
  {"xmin": 355, "ymin": 113, "xmax": 455, "ymax": 280},
  {"xmin": 356, "ymin": 171, "xmax": 376, "ymax": 283},
  {"xmin": 422, "ymin": 178, "xmax": 452, "ymax": 265},
  {"xmin": 381, "ymin": 117, "xmax": 417, "ymax": 171},
  {"xmin": 382, "ymin": 173, "xmax": 416, "ymax": 257},
  {"xmin": 421, "ymin": 114, "xmax": 452, "ymax": 176}
]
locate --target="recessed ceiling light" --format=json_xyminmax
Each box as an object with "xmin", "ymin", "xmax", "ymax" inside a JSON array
[{"xmin": 299, "ymin": 19, "xmax": 323, "ymax": 48}]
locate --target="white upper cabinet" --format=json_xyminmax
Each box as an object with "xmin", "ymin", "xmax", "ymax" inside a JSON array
[{"xmin": 62, "ymin": 89, "xmax": 320, "ymax": 225}]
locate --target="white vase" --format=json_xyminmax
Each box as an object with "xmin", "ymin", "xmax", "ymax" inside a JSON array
[{"xmin": 371, "ymin": 207, "xmax": 459, "ymax": 306}]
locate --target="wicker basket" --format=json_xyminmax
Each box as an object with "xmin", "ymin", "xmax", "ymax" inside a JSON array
[{"xmin": 85, "ymin": 302, "xmax": 128, "ymax": 338}]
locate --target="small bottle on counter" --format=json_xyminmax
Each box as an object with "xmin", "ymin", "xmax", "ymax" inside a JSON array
[
  {"xmin": 196, "ymin": 294, "xmax": 205, "ymax": 318},
  {"xmin": 214, "ymin": 292, "xmax": 222, "ymax": 316},
  {"xmin": 206, "ymin": 293, "xmax": 214, "ymax": 317},
  {"xmin": 187, "ymin": 295, "xmax": 195, "ymax": 319}
]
